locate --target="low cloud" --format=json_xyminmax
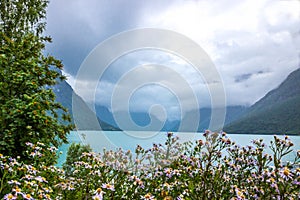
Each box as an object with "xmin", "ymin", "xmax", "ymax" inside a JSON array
[{"xmin": 48, "ymin": 0, "xmax": 300, "ymax": 116}]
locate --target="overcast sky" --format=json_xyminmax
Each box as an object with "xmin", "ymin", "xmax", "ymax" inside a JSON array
[{"xmin": 45, "ymin": 0, "xmax": 300, "ymax": 119}]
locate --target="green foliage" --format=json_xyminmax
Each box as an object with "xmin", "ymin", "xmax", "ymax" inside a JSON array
[
  {"xmin": 0, "ymin": 132, "xmax": 299, "ymax": 199},
  {"xmin": 63, "ymin": 143, "xmax": 92, "ymax": 176},
  {"xmin": 0, "ymin": 0, "xmax": 73, "ymax": 161}
]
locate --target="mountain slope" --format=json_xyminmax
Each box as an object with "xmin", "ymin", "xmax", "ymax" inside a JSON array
[
  {"xmin": 197, "ymin": 106, "xmax": 247, "ymax": 132},
  {"xmin": 95, "ymin": 106, "xmax": 164, "ymax": 131},
  {"xmin": 224, "ymin": 68, "xmax": 300, "ymax": 135},
  {"xmin": 54, "ymin": 80, "xmax": 120, "ymax": 131},
  {"xmin": 95, "ymin": 104, "xmax": 247, "ymax": 132}
]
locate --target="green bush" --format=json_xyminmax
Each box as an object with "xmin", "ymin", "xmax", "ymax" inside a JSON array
[{"xmin": 63, "ymin": 143, "xmax": 92, "ymax": 176}]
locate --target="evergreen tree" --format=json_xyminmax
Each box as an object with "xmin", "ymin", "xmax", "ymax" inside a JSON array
[{"xmin": 0, "ymin": 0, "xmax": 74, "ymax": 162}]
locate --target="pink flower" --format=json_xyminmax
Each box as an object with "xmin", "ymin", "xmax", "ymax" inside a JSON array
[
  {"xmin": 3, "ymin": 193, "xmax": 17, "ymax": 200},
  {"xmin": 22, "ymin": 194, "xmax": 34, "ymax": 200},
  {"xmin": 102, "ymin": 183, "xmax": 115, "ymax": 191},
  {"xmin": 280, "ymin": 167, "xmax": 293, "ymax": 180},
  {"xmin": 164, "ymin": 168, "xmax": 173, "ymax": 178},
  {"xmin": 93, "ymin": 192, "xmax": 104, "ymax": 200},
  {"xmin": 141, "ymin": 193, "xmax": 155, "ymax": 200}
]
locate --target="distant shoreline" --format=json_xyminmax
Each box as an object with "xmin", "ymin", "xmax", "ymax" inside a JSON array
[
  {"xmin": 225, "ymin": 132, "xmax": 300, "ymax": 136},
  {"xmin": 71, "ymin": 130, "xmax": 300, "ymax": 136}
]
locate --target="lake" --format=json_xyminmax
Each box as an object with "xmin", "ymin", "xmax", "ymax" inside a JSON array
[{"xmin": 57, "ymin": 131, "xmax": 300, "ymax": 166}]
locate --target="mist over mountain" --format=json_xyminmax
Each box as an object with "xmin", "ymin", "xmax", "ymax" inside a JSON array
[
  {"xmin": 95, "ymin": 104, "xmax": 247, "ymax": 132},
  {"xmin": 54, "ymin": 67, "xmax": 300, "ymax": 134},
  {"xmin": 224, "ymin": 68, "xmax": 300, "ymax": 135},
  {"xmin": 53, "ymin": 80, "xmax": 120, "ymax": 131}
]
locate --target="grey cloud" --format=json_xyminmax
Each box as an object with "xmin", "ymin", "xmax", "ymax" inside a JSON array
[
  {"xmin": 234, "ymin": 71, "xmax": 265, "ymax": 83},
  {"xmin": 46, "ymin": 0, "xmax": 176, "ymax": 76},
  {"xmin": 46, "ymin": 0, "xmax": 300, "ymax": 111},
  {"xmin": 234, "ymin": 73, "xmax": 252, "ymax": 83}
]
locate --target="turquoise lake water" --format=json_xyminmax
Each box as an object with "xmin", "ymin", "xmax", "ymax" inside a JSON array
[{"xmin": 57, "ymin": 131, "xmax": 300, "ymax": 166}]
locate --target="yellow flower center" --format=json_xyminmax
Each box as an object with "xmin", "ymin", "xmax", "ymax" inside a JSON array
[
  {"xmin": 96, "ymin": 187, "xmax": 102, "ymax": 193},
  {"xmin": 283, "ymin": 167, "xmax": 290, "ymax": 176}
]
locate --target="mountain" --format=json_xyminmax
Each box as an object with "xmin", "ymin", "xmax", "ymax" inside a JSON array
[
  {"xmin": 95, "ymin": 104, "xmax": 247, "ymax": 132},
  {"xmin": 53, "ymin": 80, "xmax": 120, "ymax": 131},
  {"xmin": 197, "ymin": 106, "xmax": 247, "ymax": 132},
  {"xmin": 224, "ymin": 68, "xmax": 300, "ymax": 135},
  {"xmin": 177, "ymin": 106, "xmax": 247, "ymax": 132},
  {"xmin": 96, "ymin": 106, "xmax": 163, "ymax": 131}
]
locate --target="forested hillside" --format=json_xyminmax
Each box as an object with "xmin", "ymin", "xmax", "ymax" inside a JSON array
[{"xmin": 224, "ymin": 68, "xmax": 300, "ymax": 135}]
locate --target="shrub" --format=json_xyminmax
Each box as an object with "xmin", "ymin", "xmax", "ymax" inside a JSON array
[{"xmin": 1, "ymin": 131, "xmax": 299, "ymax": 199}]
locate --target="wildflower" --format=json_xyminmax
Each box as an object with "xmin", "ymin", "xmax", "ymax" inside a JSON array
[
  {"xmin": 280, "ymin": 167, "xmax": 293, "ymax": 180},
  {"xmin": 3, "ymin": 193, "xmax": 16, "ymax": 200},
  {"xmin": 35, "ymin": 176, "xmax": 47, "ymax": 183},
  {"xmin": 93, "ymin": 188, "xmax": 105, "ymax": 200},
  {"xmin": 43, "ymin": 187, "xmax": 51, "ymax": 193},
  {"xmin": 8, "ymin": 180, "xmax": 21, "ymax": 185},
  {"xmin": 161, "ymin": 190, "xmax": 168, "ymax": 197},
  {"xmin": 25, "ymin": 142, "xmax": 33, "ymax": 147},
  {"xmin": 23, "ymin": 175, "xmax": 34, "ymax": 180},
  {"xmin": 22, "ymin": 193, "xmax": 34, "ymax": 200},
  {"xmin": 95, "ymin": 187, "xmax": 103, "ymax": 193},
  {"xmin": 173, "ymin": 169, "xmax": 181, "ymax": 176},
  {"xmin": 47, "ymin": 146, "xmax": 58, "ymax": 152},
  {"xmin": 102, "ymin": 183, "xmax": 115, "ymax": 191},
  {"xmin": 203, "ymin": 130, "xmax": 211, "ymax": 137},
  {"xmin": 164, "ymin": 196, "xmax": 173, "ymax": 200},
  {"xmin": 12, "ymin": 187, "xmax": 23, "ymax": 195},
  {"xmin": 235, "ymin": 188, "xmax": 246, "ymax": 200},
  {"xmin": 267, "ymin": 177, "xmax": 276, "ymax": 185},
  {"xmin": 136, "ymin": 179, "xmax": 144, "ymax": 188},
  {"xmin": 141, "ymin": 193, "xmax": 155, "ymax": 200},
  {"xmin": 154, "ymin": 170, "xmax": 163, "ymax": 177},
  {"xmin": 8, "ymin": 158, "xmax": 18, "ymax": 167},
  {"xmin": 68, "ymin": 184, "xmax": 75, "ymax": 191},
  {"xmin": 246, "ymin": 177, "xmax": 253, "ymax": 183},
  {"xmin": 36, "ymin": 142, "xmax": 45, "ymax": 146},
  {"xmin": 296, "ymin": 168, "xmax": 300, "ymax": 176},
  {"xmin": 129, "ymin": 175, "xmax": 138, "ymax": 181},
  {"xmin": 44, "ymin": 194, "xmax": 51, "ymax": 200},
  {"xmin": 198, "ymin": 139, "xmax": 204, "ymax": 146},
  {"xmin": 93, "ymin": 194, "xmax": 103, "ymax": 200},
  {"xmin": 167, "ymin": 132, "xmax": 173, "ymax": 138},
  {"xmin": 221, "ymin": 137, "xmax": 231, "ymax": 145},
  {"xmin": 163, "ymin": 182, "xmax": 172, "ymax": 190},
  {"xmin": 164, "ymin": 168, "xmax": 173, "ymax": 178},
  {"xmin": 292, "ymin": 180, "xmax": 300, "ymax": 185}
]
